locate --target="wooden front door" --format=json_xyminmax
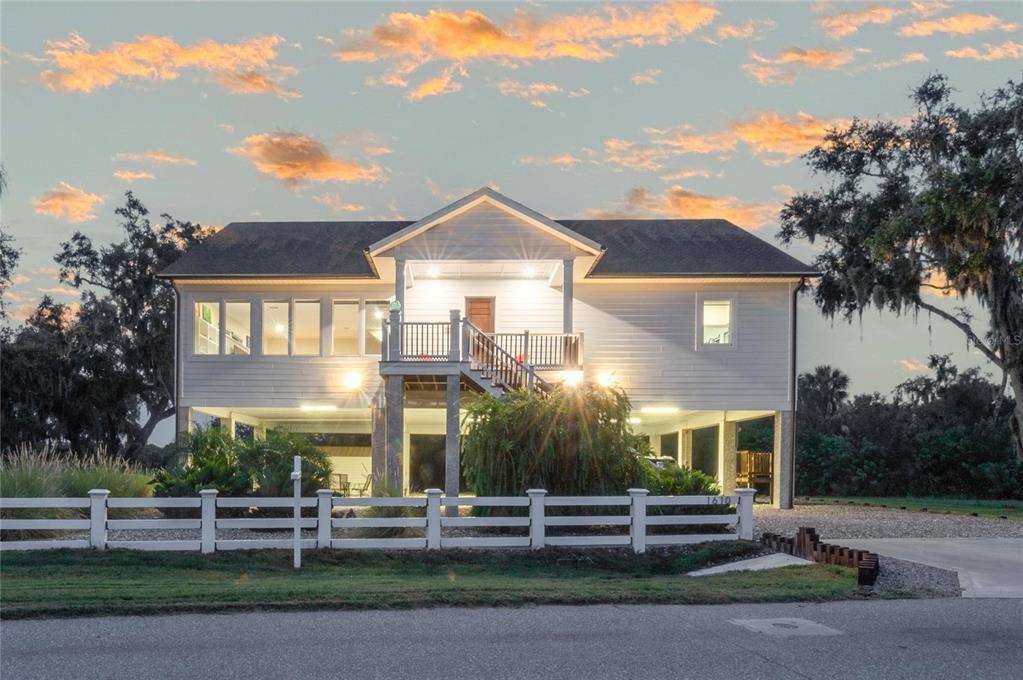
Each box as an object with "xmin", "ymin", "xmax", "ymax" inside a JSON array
[{"xmin": 465, "ymin": 297, "xmax": 495, "ymax": 333}]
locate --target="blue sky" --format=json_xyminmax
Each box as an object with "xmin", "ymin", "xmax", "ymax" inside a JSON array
[{"xmin": 2, "ymin": 0, "xmax": 1021, "ymax": 398}]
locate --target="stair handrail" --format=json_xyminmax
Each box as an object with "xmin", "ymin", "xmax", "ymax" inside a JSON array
[{"xmin": 462, "ymin": 319, "xmax": 552, "ymax": 396}]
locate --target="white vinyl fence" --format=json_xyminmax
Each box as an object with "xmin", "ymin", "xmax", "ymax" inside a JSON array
[{"xmin": 1, "ymin": 488, "xmax": 756, "ymax": 558}]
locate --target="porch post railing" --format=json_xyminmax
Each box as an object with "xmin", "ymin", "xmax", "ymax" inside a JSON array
[{"xmin": 448, "ymin": 310, "xmax": 461, "ymax": 361}]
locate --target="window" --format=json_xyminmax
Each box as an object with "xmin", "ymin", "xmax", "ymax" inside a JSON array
[
  {"xmin": 224, "ymin": 302, "xmax": 251, "ymax": 355},
  {"xmin": 332, "ymin": 301, "xmax": 359, "ymax": 355},
  {"xmin": 193, "ymin": 302, "xmax": 220, "ymax": 355},
  {"xmin": 701, "ymin": 300, "xmax": 732, "ymax": 345},
  {"xmin": 263, "ymin": 301, "xmax": 289, "ymax": 355},
  {"xmin": 364, "ymin": 301, "xmax": 389, "ymax": 354},
  {"xmin": 294, "ymin": 301, "xmax": 320, "ymax": 355}
]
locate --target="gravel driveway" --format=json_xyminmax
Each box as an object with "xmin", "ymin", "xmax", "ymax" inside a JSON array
[{"xmin": 754, "ymin": 501, "xmax": 1023, "ymax": 540}]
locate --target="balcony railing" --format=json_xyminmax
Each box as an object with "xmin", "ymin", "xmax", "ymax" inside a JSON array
[{"xmin": 380, "ymin": 311, "xmax": 583, "ymax": 372}]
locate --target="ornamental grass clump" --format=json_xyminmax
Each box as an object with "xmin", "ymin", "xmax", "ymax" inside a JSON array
[{"xmin": 461, "ymin": 383, "xmax": 650, "ymax": 498}]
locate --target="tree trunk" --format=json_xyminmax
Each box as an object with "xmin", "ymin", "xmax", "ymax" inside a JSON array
[
  {"xmin": 1009, "ymin": 367, "xmax": 1023, "ymax": 463},
  {"xmin": 126, "ymin": 404, "xmax": 177, "ymax": 459}
]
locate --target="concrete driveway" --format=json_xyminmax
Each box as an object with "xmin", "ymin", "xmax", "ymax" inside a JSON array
[{"xmin": 842, "ymin": 538, "xmax": 1023, "ymax": 598}]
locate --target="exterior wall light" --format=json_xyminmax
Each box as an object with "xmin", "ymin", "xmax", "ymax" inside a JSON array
[
  {"xmin": 562, "ymin": 370, "xmax": 584, "ymax": 386},
  {"xmin": 629, "ymin": 417, "xmax": 642, "ymax": 425},
  {"xmin": 597, "ymin": 373, "xmax": 617, "ymax": 387},
  {"xmin": 343, "ymin": 371, "xmax": 362, "ymax": 390}
]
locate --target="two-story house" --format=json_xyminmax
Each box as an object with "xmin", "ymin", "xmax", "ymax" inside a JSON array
[{"xmin": 159, "ymin": 187, "xmax": 816, "ymax": 508}]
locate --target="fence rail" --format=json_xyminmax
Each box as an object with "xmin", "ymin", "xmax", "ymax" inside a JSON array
[{"xmin": 1, "ymin": 488, "xmax": 756, "ymax": 557}]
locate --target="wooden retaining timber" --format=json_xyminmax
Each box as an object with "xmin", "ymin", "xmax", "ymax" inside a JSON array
[{"xmin": 761, "ymin": 527, "xmax": 879, "ymax": 586}]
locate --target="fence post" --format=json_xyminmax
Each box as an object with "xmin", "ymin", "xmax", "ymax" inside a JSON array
[
  {"xmin": 628, "ymin": 488, "xmax": 648, "ymax": 554},
  {"xmin": 449, "ymin": 310, "xmax": 461, "ymax": 361},
  {"xmin": 316, "ymin": 489, "xmax": 333, "ymax": 549},
  {"xmin": 292, "ymin": 455, "xmax": 302, "ymax": 569},
  {"xmin": 200, "ymin": 489, "xmax": 218, "ymax": 554},
  {"xmin": 527, "ymin": 489, "xmax": 547, "ymax": 550},
  {"xmin": 88, "ymin": 489, "xmax": 109, "ymax": 550},
  {"xmin": 735, "ymin": 488, "xmax": 757, "ymax": 540},
  {"xmin": 425, "ymin": 488, "xmax": 443, "ymax": 549}
]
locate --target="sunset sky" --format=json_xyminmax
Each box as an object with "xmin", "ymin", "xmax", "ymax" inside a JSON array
[{"xmin": 2, "ymin": 1, "xmax": 1021, "ymax": 406}]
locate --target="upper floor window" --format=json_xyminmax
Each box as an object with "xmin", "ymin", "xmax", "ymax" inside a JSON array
[
  {"xmin": 294, "ymin": 301, "xmax": 321, "ymax": 355},
  {"xmin": 193, "ymin": 302, "xmax": 220, "ymax": 355},
  {"xmin": 701, "ymin": 300, "xmax": 732, "ymax": 345},
  {"xmin": 263, "ymin": 301, "xmax": 289, "ymax": 355},
  {"xmin": 364, "ymin": 301, "xmax": 390, "ymax": 354},
  {"xmin": 332, "ymin": 301, "xmax": 359, "ymax": 355},
  {"xmin": 225, "ymin": 302, "xmax": 251, "ymax": 355}
]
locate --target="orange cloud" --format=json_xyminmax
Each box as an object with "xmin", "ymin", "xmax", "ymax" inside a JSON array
[
  {"xmin": 867, "ymin": 51, "xmax": 928, "ymax": 71},
  {"xmin": 729, "ymin": 112, "xmax": 845, "ymax": 160},
  {"xmin": 228, "ymin": 132, "xmax": 383, "ymax": 188},
  {"xmin": 494, "ymin": 79, "xmax": 586, "ymax": 107},
  {"xmin": 713, "ymin": 19, "xmax": 776, "ymax": 41},
  {"xmin": 407, "ymin": 68, "xmax": 463, "ymax": 101},
  {"xmin": 597, "ymin": 186, "xmax": 778, "ymax": 230},
  {"xmin": 337, "ymin": 2, "xmax": 717, "ymax": 97},
  {"xmin": 743, "ymin": 47, "xmax": 856, "ymax": 85},
  {"xmin": 643, "ymin": 125, "xmax": 737, "ymax": 155},
  {"xmin": 603, "ymin": 139, "xmax": 669, "ymax": 171},
  {"xmin": 631, "ymin": 68, "xmax": 662, "ymax": 85},
  {"xmin": 660, "ymin": 168, "xmax": 716, "ymax": 180},
  {"xmin": 37, "ymin": 286, "xmax": 79, "ymax": 298},
  {"xmin": 213, "ymin": 69, "xmax": 300, "ymax": 100},
  {"xmin": 40, "ymin": 32, "xmax": 298, "ymax": 96},
  {"xmin": 899, "ymin": 359, "xmax": 928, "ymax": 372},
  {"xmin": 818, "ymin": 5, "xmax": 902, "ymax": 39},
  {"xmin": 946, "ymin": 41, "xmax": 1023, "ymax": 61},
  {"xmin": 113, "ymin": 170, "xmax": 155, "ymax": 182},
  {"xmin": 32, "ymin": 182, "xmax": 104, "ymax": 223},
  {"xmin": 518, "ymin": 153, "xmax": 582, "ymax": 168},
  {"xmin": 898, "ymin": 13, "xmax": 1018, "ymax": 37},
  {"xmin": 113, "ymin": 149, "xmax": 196, "ymax": 165},
  {"xmin": 313, "ymin": 193, "xmax": 366, "ymax": 212}
]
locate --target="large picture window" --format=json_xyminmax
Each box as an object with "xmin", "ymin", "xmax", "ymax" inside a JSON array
[
  {"xmin": 224, "ymin": 302, "xmax": 251, "ymax": 355},
  {"xmin": 262, "ymin": 301, "xmax": 289, "ymax": 355},
  {"xmin": 193, "ymin": 302, "xmax": 220, "ymax": 355},
  {"xmin": 294, "ymin": 301, "xmax": 321, "ymax": 355},
  {"xmin": 364, "ymin": 301, "xmax": 389, "ymax": 354},
  {"xmin": 332, "ymin": 301, "xmax": 360, "ymax": 355}
]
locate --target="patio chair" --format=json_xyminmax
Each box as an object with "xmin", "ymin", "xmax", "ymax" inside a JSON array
[
  {"xmin": 331, "ymin": 473, "xmax": 351, "ymax": 496},
  {"xmin": 351, "ymin": 476, "xmax": 371, "ymax": 497}
]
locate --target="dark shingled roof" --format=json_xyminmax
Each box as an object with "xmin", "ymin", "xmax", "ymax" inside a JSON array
[
  {"xmin": 159, "ymin": 218, "xmax": 815, "ymax": 278},
  {"xmin": 561, "ymin": 219, "xmax": 817, "ymax": 277}
]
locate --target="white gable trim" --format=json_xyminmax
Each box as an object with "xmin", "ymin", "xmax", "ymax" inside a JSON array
[{"xmin": 368, "ymin": 188, "xmax": 603, "ymax": 257}]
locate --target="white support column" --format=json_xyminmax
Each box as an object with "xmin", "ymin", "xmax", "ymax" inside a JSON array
[
  {"xmin": 773, "ymin": 410, "xmax": 795, "ymax": 509},
  {"xmin": 679, "ymin": 429, "xmax": 693, "ymax": 468},
  {"xmin": 316, "ymin": 489, "xmax": 333, "ymax": 549},
  {"xmin": 226, "ymin": 412, "xmax": 238, "ymax": 439},
  {"xmin": 527, "ymin": 489, "xmax": 547, "ymax": 550},
  {"xmin": 385, "ymin": 375, "xmax": 404, "ymax": 493},
  {"xmin": 88, "ymin": 489, "xmax": 109, "ymax": 550},
  {"xmin": 628, "ymin": 488, "xmax": 648, "ymax": 554},
  {"xmin": 735, "ymin": 488, "xmax": 756, "ymax": 540},
  {"xmin": 425, "ymin": 488, "xmax": 442, "ymax": 549},
  {"xmin": 444, "ymin": 374, "xmax": 461, "ymax": 517},
  {"xmin": 200, "ymin": 489, "xmax": 218, "ymax": 554},
  {"xmin": 720, "ymin": 419, "xmax": 738, "ymax": 495},
  {"xmin": 562, "ymin": 258, "xmax": 574, "ymax": 334},
  {"xmin": 395, "ymin": 259, "xmax": 406, "ymax": 313},
  {"xmin": 371, "ymin": 399, "xmax": 386, "ymax": 495}
]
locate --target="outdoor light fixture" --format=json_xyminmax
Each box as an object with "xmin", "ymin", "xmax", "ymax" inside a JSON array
[
  {"xmin": 300, "ymin": 404, "xmax": 337, "ymax": 412},
  {"xmin": 274, "ymin": 323, "xmax": 286, "ymax": 335},
  {"xmin": 374, "ymin": 309, "xmax": 384, "ymax": 320},
  {"xmin": 640, "ymin": 406, "xmax": 679, "ymax": 415},
  {"xmin": 523, "ymin": 265, "xmax": 537, "ymax": 278},
  {"xmin": 343, "ymin": 371, "xmax": 362, "ymax": 390},
  {"xmin": 629, "ymin": 417, "xmax": 642, "ymax": 425},
  {"xmin": 428, "ymin": 265, "xmax": 440, "ymax": 277},
  {"xmin": 563, "ymin": 370, "xmax": 584, "ymax": 386},
  {"xmin": 597, "ymin": 373, "xmax": 616, "ymax": 387}
]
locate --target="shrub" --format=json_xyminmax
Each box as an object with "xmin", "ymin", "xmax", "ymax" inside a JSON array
[
  {"xmin": 641, "ymin": 461, "xmax": 719, "ymax": 496},
  {"xmin": 350, "ymin": 485, "xmax": 420, "ymax": 539},
  {"xmin": 461, "ymin": 384, "xmax": 649, "ymax": 497},
  {"xmin": 238, "ymin": 431, "xmax": 332, "ymax": 497}
]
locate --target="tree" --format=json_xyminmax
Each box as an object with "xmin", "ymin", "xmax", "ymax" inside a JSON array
[
  {"xmin": 55, "ymin": 193, "xmax": 210, "ymax": 456},
  {"xmin": 0, "ymin": 166, "xmax": 22, "ymax": 320},
  {"xmin": 779, "ymin": 75, "xmax": 1023, "ymax": 457},
  {"xmin": 797, "ymin": 365, "xmax": 850, "ymax": 434}
]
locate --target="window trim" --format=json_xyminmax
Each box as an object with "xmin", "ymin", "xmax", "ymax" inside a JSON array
[
  {"xmin": 223, "ymin": 300, "xmax": 252, "ymax": 356},
  {"xmin": 331, "ymin": 299, "xmax": 362, "ymax": 356},
  {"xmin": 261, "ymin": 299, "xmax": 291, "ymax": 357},
  {"xmin": 695, "ymin": 292, "xmax": 737, "ymax": 351},
  {"xmin": 291, "ymin": 299, "xmax": 322, "ymax": 356},
  {"xmin": 192, "ymin": 300, "xmax": 222, "ymax": 356}
]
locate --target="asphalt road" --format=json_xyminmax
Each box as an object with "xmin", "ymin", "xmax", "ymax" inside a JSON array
[{"xmin": 3, "ymin": 600, "xmax": 1022, "ymax": 680}]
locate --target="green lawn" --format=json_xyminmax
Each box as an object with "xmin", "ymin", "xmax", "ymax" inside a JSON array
[
  {"xmin": 799, "ymin": 496, "xmax": 1023, "ymax": 520},
  {"xmin": 0, "ymin": 542, "xmax": 861, "ymax": 619}
]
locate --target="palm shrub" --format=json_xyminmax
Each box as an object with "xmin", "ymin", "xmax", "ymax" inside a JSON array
[
  {"xmin": 238, "ymin": 431, "xmax": 332, "ymax": 497},
  {"xmin": 461, "ymin": 384, "xmax": 649, "ymax": 497},
  {"xmin": 152, "ymin": 427, "xmax": 251, "ymax": 498}
]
